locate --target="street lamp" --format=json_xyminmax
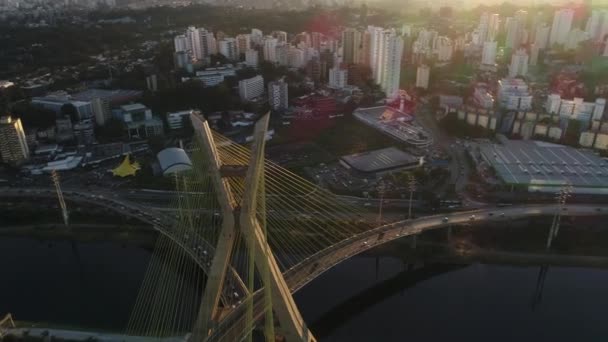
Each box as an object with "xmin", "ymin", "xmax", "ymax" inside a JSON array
[
  {"xmin": 377, "ymin": 180, "xmax": 386, "ymax": 225},
  {"xmin": 407, "ymin": 174, "xmax": 417, "ymax": 220},
  {"xmin": 546, "ymin": 184, "xmax": 572, "ymax": 249}
]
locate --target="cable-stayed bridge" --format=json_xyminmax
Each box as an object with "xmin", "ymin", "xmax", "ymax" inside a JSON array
[{"xmin": 2, "ymin": 113, "xmax": 608, "ymax": 342}]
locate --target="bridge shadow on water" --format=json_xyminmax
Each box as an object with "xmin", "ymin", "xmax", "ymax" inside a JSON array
[{"xmin": 308, "ymin": 263, "xmax": 465, "ymax": 338}]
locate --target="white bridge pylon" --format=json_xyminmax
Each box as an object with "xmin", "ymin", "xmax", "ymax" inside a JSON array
[{"xmin": 190, "ymin": 112, "xmax": 316, "ymax": 342}]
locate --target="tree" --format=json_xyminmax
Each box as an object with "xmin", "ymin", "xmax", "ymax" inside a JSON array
[
  {"xmin": 181, "ymin": 115, "xmax": 194, "ymax": 138},
  {"xmin": 60, "ymin": 103, "xmax": 79, "ymax": 122},
  {"xmin": 148, "ymin": 135, "xmax": 166, "ymax": 154},
  {"xmin": 96, "ymin": 118, "xmax": 126, "ymax": 141}
]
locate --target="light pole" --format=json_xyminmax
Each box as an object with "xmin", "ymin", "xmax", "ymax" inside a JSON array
[
  {"xmin": 546, "ymin": 185, "xmax": 572, "ymax": 249},
  {"xmin": 377, "ymin": 180, "xmax": 386, "ymax": 225},
  {"xmin": 51, "ymin": 170, "xmax": 69, "ymax": 226},
  {"xmin": 407, "ymin": 174, "xmax": 417, "ymax": 220}
]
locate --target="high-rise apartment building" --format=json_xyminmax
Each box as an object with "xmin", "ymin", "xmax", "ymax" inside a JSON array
[
  {"xmin": 0, "ymin": 116, "xmax": 29, "ymax": 165},
  {"xmin": 245, "ymin": 49, "xmax": 259, "ymax": 67},
  {"xmin": 218, "ymin": 38, "xmax": 238, "ymax": 60},
  {"xmin": 509, "ymin": 48, "xmax": 529, "ymax": 78},
  {"xmin": 236, "ymin": 34, "xmax": 251, "ymax": 57},
  {"xmin": 328, "ymin": 67, "xmax": 348, "ymax": 89},
  {"xmin": 534, "ymin": 23, "xmax": 551, "ymax": 49},
  {"xmin": 268, "ymin": 79, "xmax": 288, "ymax": 111},
  {"xmin": 342, "ymin": 28, "xmax": 362, "ymax": 64},
  {"xmin": 416, "ymin": 65, "xmax": 430, "ymax": 90},
  {"xmin": 377, "ymin": 29, "xmax": 404, "ymax": 98},
  {"xmin": 174, "ymin": 34, "xmax": 188, "ymax": 53},
  {"xmin": 481, "ymin": 41, "xmax": 497, "ymax": 65},
  {"xmin": 238, "ymin": 75, "xmax": 264, "ymax": 101},
  {"xmin": 550, "ymin": 9, "xmax": 574, "ymax": 46},
  {"xmin": 263, "ymin": 37, "xmax": 278, "ymax": 63}
]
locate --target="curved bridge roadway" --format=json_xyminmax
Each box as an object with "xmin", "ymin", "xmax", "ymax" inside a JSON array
[{"xmin": 208, "ymin": 203, "xmax": 608, "ymax": 341}]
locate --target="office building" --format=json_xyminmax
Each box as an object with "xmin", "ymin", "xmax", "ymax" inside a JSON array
[
  {"xmin": 121, "ymin": 104, "xmax": 163, "ymax": 139},
  {"xmin": 0, "ymin": 116, "xmax": 29, "ymax": 165},
  {"xmin": 416, "ymin": 65, "xmax": 430, "ymax": 90},
  {"xmin": 508, "ymin": 48, "xmax": 529, "ymax": 78},
  {"xmin": 549, "ymin": 9, "xmax": 574, "ymax": 46},
  {"xmin": 329, "ymin": 67, "xmax": 348, "ymax": 89},
  {"xmin": 238, "ymin": 75, "xmax": 264, "ymax": 101},
  {"xmin": 268, "ymin": 79, "xmax": 288, "ymax": 111}
]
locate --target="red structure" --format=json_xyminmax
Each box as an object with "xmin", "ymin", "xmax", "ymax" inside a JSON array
[
  {"xmin": 386, "ymin": 90, "xmax": 416, "ymax": 115},
  {"xmin": 293, "ymin": 94, "xmax": 337, "ymax": 119}
]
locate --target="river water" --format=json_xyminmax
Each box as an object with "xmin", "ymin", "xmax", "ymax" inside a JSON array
[{"xmin": 1, "ymin": 236, "xmax": 608, "ymax": 341}]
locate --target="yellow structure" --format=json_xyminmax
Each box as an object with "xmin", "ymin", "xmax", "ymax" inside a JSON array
[{"xmin": 112, "ymin": 154, "xmax": 140, "ymax": 177}]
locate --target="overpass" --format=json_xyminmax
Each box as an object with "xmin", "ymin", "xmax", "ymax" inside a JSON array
[{"xmin": 204, "ymin": 203, "xmax": 608, "ymax": 341}]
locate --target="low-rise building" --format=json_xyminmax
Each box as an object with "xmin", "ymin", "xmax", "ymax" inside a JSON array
[{"xmin": 121, "ymin": 103, "xmax": 164, "ymax": 139}]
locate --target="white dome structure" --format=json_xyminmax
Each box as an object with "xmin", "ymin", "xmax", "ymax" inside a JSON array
[{"xmin": 157, "ymin": 148, "xmax": 192, "ymax": 176}]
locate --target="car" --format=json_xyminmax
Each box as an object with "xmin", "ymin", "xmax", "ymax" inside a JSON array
[
  {"xmin": 442, "ymin": 217, "xmax": 449, "ymax": 222},
  {"xmin": 469, "ymin": 215, "xmax": 476, "ymax": 220},
  {"xmin": 488, "ymin": 213, "xmax": 494, "ymax": 216},
  {"xmin": 500, "ymin": 213, "xmax": 505, "ymax": 217},
  {"xmin": 596, "ymin": 208, "xmax": 602, "ymax": 212}
]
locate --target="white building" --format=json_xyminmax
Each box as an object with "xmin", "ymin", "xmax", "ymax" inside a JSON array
[
  {"xmin": 546, "ymin": 94, "xmax": 606, "ymax": 123},
  {"xmin": 585, "ymin": 10, "xmax": 608, "ymax": 42},
  {"xmin": 549, "ymin": 9, "xmax": 574, "ymax": 46},
  {"xmin": 329, "ymin": 67, "xmax": 348, "ymax": 89},
  {"xmin": 268, "ymin": 79, "xmax": 288, "ymax": 111},
  {"xmin": 497, "ymin": 78, "xmax": 532, "ymax": 110},
  {"xmin": 236, "ymin": 34, "xmax": 251, "ymax": 57},
  {"xmin": 263, "ymin": 37, "xmax": 278, "ymax": 63},
  {"xmin": 245, "ymin": 49, "xmax": 259, "ymax": 68},
  {"xmin": 478, "ymin": 12, "xmax": 500, "ymax": 43},
  {"xmin": 481, "ymin": 40, "xmax": 497, "ymax": 65},
  {"xmin": 505, "ymin": 16, "xmax": 525, "ymax": 49},
  {"xmin": 166, "ymin": 110, "xmax": 194, "ymax": 130},
  {"xmin": 276, "ymin": 44, "xmax": 289, "ymax": 66},
  {"xmin": 174, "ymin": 34, "xmax": 188, "ymax": 53},
  {"xmin": 415, "ymin": 65, "xmax": 430, "ymax": 90},
  {"xmin": 376, "ymin": 29, "xmax": 404, "ymax": 99},
  {"xmin": 432, "ymin": 36, "xmax": 452, "ymax": 62},
  {"xmin": 367, "ymin": 26, "xmax": 384, "ymax": 81},
  {"xmin": 251, "ymin": 29, "xmax": 263, "ymax": 46},
  {"xmin": 529, "ymin": 44, "xmax": 540, "ymax": 66},
  {"xmin": 534, "ymin": 23, "xmax": 551, "ymax": 49},
  {"xmin": 218, "ymin": 38, "xmax": 238, "ymax": 60},
  {"xmin": 565, "ymin": 28, "xmax": 589, "ymax": 51},
  {"xmin": 238, "ymin": 75, "xmax": 264, "ymax": 101},
  {"xmin": 288, "ymin": 47, "xmax": 305, "ymax": 68},
  {"xmin": 186, "ymin": 26, "xmax": 202, "ymax": 60},
  {"xmin": 508, "ymin": 48, "xmax": 529, "ymax": 78}
]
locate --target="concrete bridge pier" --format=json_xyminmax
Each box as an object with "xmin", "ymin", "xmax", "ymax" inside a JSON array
[
  {"xmin": 447, "ymin": 225, "xmax": 452, "ymax": 242},
  {"xmin": 410, "ymin": 235, "xmax": 417, "ymax": 249}
]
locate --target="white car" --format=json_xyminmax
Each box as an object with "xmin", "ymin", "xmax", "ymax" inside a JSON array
[{"xmin": 469, "ymin": 215, "xmax": 476, "ymax": 220}]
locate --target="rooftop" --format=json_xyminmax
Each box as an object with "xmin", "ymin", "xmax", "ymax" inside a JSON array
[
  {"xmin": 341, "ymin": 147, "xmax": 420, "ymax": 173},
  {"xmin": 121, "ymin": 103, "xmax": 148, "ymax": 112},
  {"xmin": 479, "ymin": 139, "xmax": 608, "ymax": 193}
]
